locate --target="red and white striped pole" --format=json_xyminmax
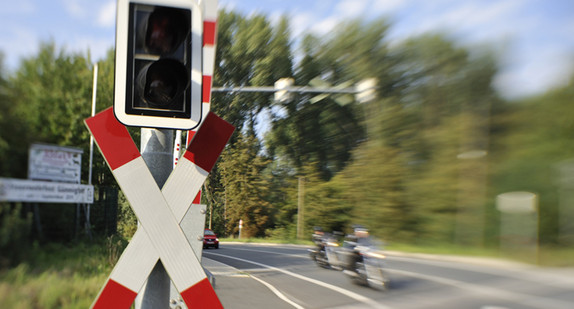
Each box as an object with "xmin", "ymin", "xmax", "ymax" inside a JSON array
[{"xmin": 182, "ymin": 0, "xmax": 219, "ymax": 205}]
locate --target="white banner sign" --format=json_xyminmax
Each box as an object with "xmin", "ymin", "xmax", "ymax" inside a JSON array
[{"xmin": 0, "ymin": 178, "xmax": 94, "ymax": 204}]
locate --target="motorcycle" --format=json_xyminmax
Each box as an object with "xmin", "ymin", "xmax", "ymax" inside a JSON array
[
  {"xmin": 341, "ymin": 239, "xmax": 389, "ymax": 290},
  {"xmin": 308, "ymin": 232, "xmax": 346, "ymax": 270}
]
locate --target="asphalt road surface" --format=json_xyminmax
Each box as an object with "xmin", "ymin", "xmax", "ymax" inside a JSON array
[{"xmin": 201, "ymin": 242, "xmax": 574, "ymax": 309}]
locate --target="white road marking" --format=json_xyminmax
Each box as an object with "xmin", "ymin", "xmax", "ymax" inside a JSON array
[
  {"xmin": 388, "ymin": 255, "xmax": 574, "ymax": 289},
  {"xmin": 387, "ymin": 268, "xmax": 572, "ymax": 309},
  {"xmin": 248, "ymin": 273, "xmax": 305, "ymax": 309},
  {"xmin": 205, "ymin": 252, "xmax": 390, "ymax": 309},
  {"xmin": 216, "ymin": 244, "xmax": 574, "ymax": 309},
  {"xmin": 222, "ymin": 245, "xmax": 309, "ymax": 259}
]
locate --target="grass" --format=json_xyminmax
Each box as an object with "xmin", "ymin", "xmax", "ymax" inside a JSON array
[
  {"xmin": 0, "ymin": 236, "xmax": 126, "ymax": 309},
  {"xmin": 384, "ymin": 242, "xmax": 574, "ymax": 267},
  {"xmin": 220, "ymin": 237, "xmax": 313, "ymax": 246},
  {"xmin": 223, "ymin": 237, "xmax": 574, "ymax": 267}
]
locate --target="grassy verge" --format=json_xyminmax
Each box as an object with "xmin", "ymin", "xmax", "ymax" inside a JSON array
[
  {"xmin": 222, "ymin": 237, "xmax": 573, "ymax": 267},
  {"xmin": 384, "ymin": 242, "xmax": 574, "ymax": 267},
  {"xmin": 0, "ymin": 236, "xmax": 126, "ymax": 309},
  {"xmin": 220, "ymin": 237, "xmax": 313, "ymax": 246}
]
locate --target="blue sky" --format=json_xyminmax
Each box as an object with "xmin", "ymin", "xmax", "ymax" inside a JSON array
[{"xmin": 1, "ymin": 0, "xmax": 573, "ymax": 99}]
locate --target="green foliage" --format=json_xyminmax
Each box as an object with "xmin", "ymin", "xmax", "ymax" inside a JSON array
[
  {"xmin": 0, "ymin": 237, "xmax": 125, "ymax": 309},
  {"xmin": 205, "ymin": 10, "xmax": 295, "ymax": 236},
  {"xmin": 116, "ymin": 191, "xmax": 137, "ymax": 239},
  {"xmin": 219, "ymin": 132, "xmax": 272, "ymax": 237},
  {"xmin": 489, "ymin": 82, "xmax": 574, "ymax": 245},
  {"xmin": 339, "ymin": 141, "xmax": 417, "ymax": 242},
  {"xmin": 0, "ymin": 53, "xmax": 11, "ymax": 165},
  {"xmin": 6, "ymin": 43, "xmax": 92, "ymax": 177},
  {"xmin": 212, "ymin": 10, "xmax": 293, "ymax": 133},
  {"xmin": 0, "ymin": 204, "xmax": 32, "ymax": 267},
  {"xmin": 0, "ymin": 42, "xmax": 117, "ymax": 184},
  {"xmin": 266, "ymin": 20, "xmax": 386, "ymax": 180},
  {"xmin": 303, "ymin": 169, "xmax": 352, "ymax": 234}
]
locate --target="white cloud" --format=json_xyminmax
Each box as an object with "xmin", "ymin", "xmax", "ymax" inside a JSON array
[
  {"xmin": 495, "ymin": 43, "xmax": 574, "ymax": 98},
  {"xmin": 302, "ymin": 0, "xmax": 371, "ymax": 37},
  {"xmin": 267, "ymin": 10, "xmax": 283, "ymax": 27},
  {"xmin": 97, "ymin": 1, "xmax": 116, "ymax": 28},
  {"xmin": 335, "ymin": 0, "xmax": 369, "ymax": 19},
  {"xmin": 62, "ymin": 0, "xmax": 85, "ymax": 19},
  {"xmin": 290, "ymin": 11, "xmax": 315, "ymax": 38},
  {"xmin": 310, "ymin": 16, "xmax": 339, "ymax": 37},
  {"xmin": 371, "ymin": 0, "xmax": 406, "ymax": 13},
  {"xmin": 396, "ymin": 0, "xmax": 526, "ymax": 42},
  {"xmin": 381, "ymin": 0, "xmax": 574, "ymax": 98}
]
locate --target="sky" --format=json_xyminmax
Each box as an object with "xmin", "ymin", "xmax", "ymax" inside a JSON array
[{"xmin": 1, "ymin": 0, "xmax": 573, "ymax": 99}]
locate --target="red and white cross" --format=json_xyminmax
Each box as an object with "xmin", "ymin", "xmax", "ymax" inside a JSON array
[{"xmin": 86, "ymin": 108, "xmax": 234, "ymax": 309}]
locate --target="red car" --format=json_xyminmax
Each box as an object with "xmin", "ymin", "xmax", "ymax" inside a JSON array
[{"xmin": 203, "ymin": 229, "xmax": 219, "ymax": 249}]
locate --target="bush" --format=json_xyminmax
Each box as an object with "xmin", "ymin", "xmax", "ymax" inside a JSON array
[
  {"xmin": 0, "ymin": 237, "xmax": 127, "ymax": 309},
  {"xmin": 0, "ymin": 203, "xmax": 32, "ymax": 267}
]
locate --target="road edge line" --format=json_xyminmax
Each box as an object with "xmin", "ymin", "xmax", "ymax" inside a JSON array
[{"xmin": 205, "ymin": 252, "xmax": 390, "ymax": 309}]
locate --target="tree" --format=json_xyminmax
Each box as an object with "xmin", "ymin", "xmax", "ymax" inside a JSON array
[
  {"xmin": 204, "ymin": 11, "xmax": 294, "ymax": 236},
  {"xmin": 0, "ymin": 52, "xmax": 16, "ymax": 176},
  {"xmin": 266, "ymin": 19, "xmax": 394, "ymax": 180},
  {"xmin": 303, "ymin": 165, "xmax": 352, "ymax": 234},
  {"xmin": 378, "ymin": 35, "xmax": 499, "ymax": 244},
  {"xmin": 219, "ymin": 132, "xmax": 272, "ymax": 237},
  {"xmin": 5, "ymin": 43, "xmax": 93, "ymax": 179},
  {"xmin": 489, "ymin": 79, "xmax": 574, "ymax": 245},
  {"xmin": 212, "ymin": 11, "xmax": 292, "ymax": 134},
  {"xmin": 0, "ymin": 43, "xmax": 125, "ymax": 242}
]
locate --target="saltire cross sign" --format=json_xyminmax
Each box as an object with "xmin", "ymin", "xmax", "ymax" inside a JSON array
[{"xmin": 85, "ymin": 107, "xmax": 234, "ymax": 308}]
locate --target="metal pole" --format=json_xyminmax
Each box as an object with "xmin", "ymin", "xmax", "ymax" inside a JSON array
[
  {"xmin": 88, "ymin": 63, "xmax": 98, "ymax": 185},
  {"xmin": 134, "ymin": 128, "xmax": 174, "ymax": 309},
  {"xmin": 212, "ymin": 85, "xmax": 357, "ymax": 94},
  {"xmin": 85, "ymin": 63, "xmax": 98, "ymax": 240},
  {"xmin": 209, "ymin": 203, "xmax": 213, "ymax": 230},
  {"xmin": 297, "ymin": 176, "xmax": 304, "ymax": 240}
]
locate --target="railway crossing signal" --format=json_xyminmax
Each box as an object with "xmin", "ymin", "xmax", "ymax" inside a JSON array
[
  {"xmin": 86, "ymin": 108, "xmax": 234, "ymax": 308},
  {"xmin": 114, "ymin": 0, "xmax": 203, "ymax": 130}
]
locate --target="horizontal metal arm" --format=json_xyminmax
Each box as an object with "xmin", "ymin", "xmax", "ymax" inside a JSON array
[{"xmin": 211, "ymin": 86, "xmax": 358, "ymax": 94}]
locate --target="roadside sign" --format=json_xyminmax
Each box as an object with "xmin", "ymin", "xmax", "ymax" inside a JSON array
[
  {"xmin": 28, "ymin": 143, "xmax": 83, "ymax": 183},
  {"xmin": 0, "ymin": 178, "xmax": 93, "ymax": 204},
  {"xmin": 496, "ymin": 191, "xmax": 537, "ymax": 213}
]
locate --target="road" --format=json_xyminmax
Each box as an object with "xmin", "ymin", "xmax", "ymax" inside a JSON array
[{"xmin": 201, "ymin": 242, "xmax": 574, "ymax": 309}]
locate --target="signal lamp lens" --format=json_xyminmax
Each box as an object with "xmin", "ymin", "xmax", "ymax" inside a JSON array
[
  {"xmin": 137, "ymin": 59, "xmax": 189, "ymax": 110},
  {"xmin": 145, "ymin": 8, "xmax": 190, "ymax": 55}
]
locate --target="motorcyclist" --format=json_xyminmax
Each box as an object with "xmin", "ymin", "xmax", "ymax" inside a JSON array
[
  {"xmin": 342, "ymin": 225, "xmax": 388, "ymax": 289},
  {"xmin": 313, "ymin": 227, "xmax": 340, "ymax": 254},
  {"xmin": 344, "ymin": 225, "xmax": 372, "ymax": 272},
  {"xmin": 312, "ymin": 226, "xmax": 325, "ymax": 246}
]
